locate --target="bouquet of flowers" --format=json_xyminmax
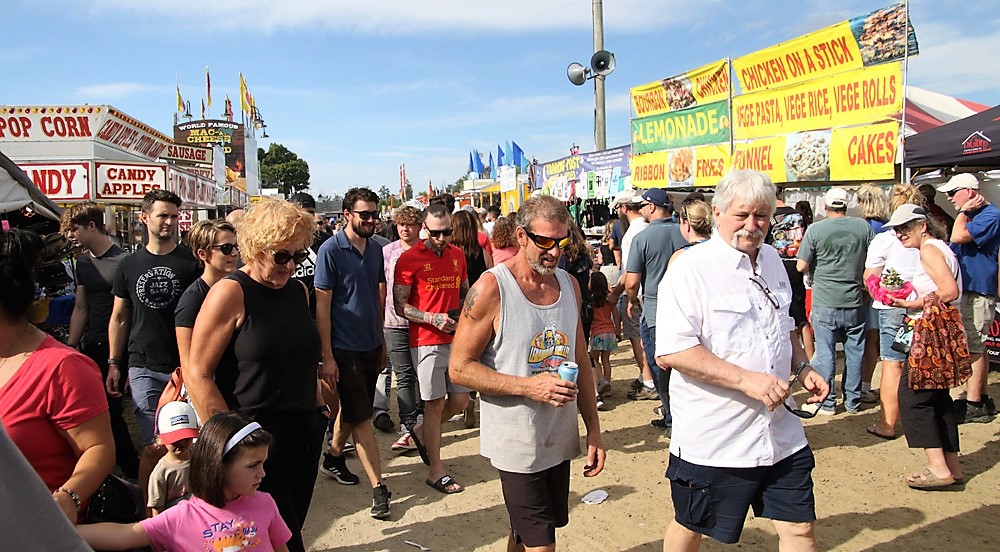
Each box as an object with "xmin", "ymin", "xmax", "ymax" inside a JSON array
[{"xmin": 880, "ymin": 268, "xmax": 905, "ymax": 291}]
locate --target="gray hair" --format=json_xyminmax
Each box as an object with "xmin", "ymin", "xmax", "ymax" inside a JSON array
[
  {"xmin": 712, "ymin": 170, "xmax": 776, "ymax": 216},
  {"xmin": 515, "ymin": 194, "xmax": 570, "ymax": 231}
]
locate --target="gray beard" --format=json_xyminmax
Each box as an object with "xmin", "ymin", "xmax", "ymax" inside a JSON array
[{"xmin": 528, "ymin": 257, "xmax": 557, "ymax": 276}]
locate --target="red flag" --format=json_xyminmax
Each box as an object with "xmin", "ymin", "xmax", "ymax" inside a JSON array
[
  {"xmin": 428, "ymin": 180, "xmax": 433, "ymax": 198},
  {"xmin": 200, "ymin": 98, "xmax": 205, "ymax": 119}
]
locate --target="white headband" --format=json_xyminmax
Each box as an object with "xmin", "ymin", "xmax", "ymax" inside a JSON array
[{"xmin": 223, "ymin": 422, "xmax": 262, "ymax": 456}]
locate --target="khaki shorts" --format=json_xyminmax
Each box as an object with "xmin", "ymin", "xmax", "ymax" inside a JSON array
[
  {"xmin": 410, "ymin": 344, "xmax": 471, "ymax": 401},
  {"xmin": 960, "ymin": 292, "xmax": 997, "ymax": 354},
  {"xmin": 617, "ymin": 296, "xmax": 642, "ymax": 340}
]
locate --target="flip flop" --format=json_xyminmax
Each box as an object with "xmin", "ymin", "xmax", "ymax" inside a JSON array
[
  {"xmin": 409, "ymin": 427, "xmax": 430, "ymax": 466},
  {"xmin": 906, "ymin": 468, "xmax": 956, "ymax": 490},
  {"xmin": 426, "ymin": 474, "xmax": 463, "ymax": 494},
  {"xmin": 866, "ymin": 424, "xmax": 896, "ymax": 440}
]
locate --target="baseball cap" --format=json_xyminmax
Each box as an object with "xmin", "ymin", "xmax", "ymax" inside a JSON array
[
  {"xmin": 156, "ymin": 401, "xmax": 200, "ymax": 445},
  {"xmin": 936, "ymin": 173, "xmax": 980, "ymax": 193},
  {"xmin": 641, "ymin": 188, "xmax": 670, "ymax": 208},
  {"xmin": 883, "ymin": 204, "xmax": 928, "ymax": 229},
  {"xmin": 610, "ymin": 190, "xmax": 641, "ymax": 208},
  {"xmin": 824, "ymin": 188, "xmax": 850, "ymax": 208}
]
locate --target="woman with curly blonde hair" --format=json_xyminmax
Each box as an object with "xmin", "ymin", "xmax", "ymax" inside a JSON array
[{"xmin": 186, "ymin": 198, "xmax": 322, "ymax": 552}]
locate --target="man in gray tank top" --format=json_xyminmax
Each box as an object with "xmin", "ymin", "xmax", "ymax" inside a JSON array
[{"xmin": 451, "ymin": 194, "xmax": 606, "ymax": 552}]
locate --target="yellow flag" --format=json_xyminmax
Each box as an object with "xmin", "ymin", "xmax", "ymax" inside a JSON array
[
  {"xmin": 176, "ymin": 85, "xmax": 184, "ymax": 113},
  {"xmin": 239, "ymin": 73, "xmax": 251, "ymax": 113},
  {"xmin": 205, "ymin": 66, "xmax": 212, "ymax": 108}
]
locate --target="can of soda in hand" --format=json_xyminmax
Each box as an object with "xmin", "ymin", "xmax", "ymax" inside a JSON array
[{"xmin": 557, "ymin": 361, "xmax": 579, "ymax": 383}]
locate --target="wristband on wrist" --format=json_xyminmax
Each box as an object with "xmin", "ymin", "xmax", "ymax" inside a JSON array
[
  {"xmin": 108, "ymin": 358, "xmax": 120, "ymax": 366},
  {"xmin": 57, "ymin": 487, "xmax": 81, "ymax": 509}
]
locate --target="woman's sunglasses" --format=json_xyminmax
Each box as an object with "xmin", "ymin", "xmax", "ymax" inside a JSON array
[
  {"xmin": 427, "ymin": 228, "xmax": 453, "ymax": 238},
  {"xmin": 271, "ymin": 249, "xmax": 310, "ymax": 265},
  {"xmin": 523, "ymin": 228, "xmax": 571, "ymax": 250},
  {"xmin": 211, "ymin": 243, "xmax": 240, "ymax": 256}
]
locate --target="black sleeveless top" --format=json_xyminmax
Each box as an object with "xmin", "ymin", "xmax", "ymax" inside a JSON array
[
  {"xmin": 215, "ymin": 270, "xmax": 321, "ymax": 413},
  {"xmin": 465, "ymin": 250, "xmax": 488, "ymax": 285}
]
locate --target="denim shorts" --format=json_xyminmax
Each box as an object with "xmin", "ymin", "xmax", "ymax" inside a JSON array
[
  {"xmin": 128, "ymin": 367, "xmax": 172, "ymax": 445},
  {"xmin": 865, "ymin": 302, "xmax": 880, "ymax": 331},
  {"xmin": 589, "ymin": 332, "xmax": 618, "ymax": 352},
  {"xmin": 878, "ymin": 308, "xmax": 908, "ymax": 362}
]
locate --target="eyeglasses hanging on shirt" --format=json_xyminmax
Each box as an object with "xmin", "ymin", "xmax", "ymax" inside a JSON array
[{"xmin": 749, "ymin": 274, "xmax": 780, "ymax": 310}]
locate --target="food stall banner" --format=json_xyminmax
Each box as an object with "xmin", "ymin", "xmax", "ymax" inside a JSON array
[
  {"xmin": 630, "ymin": 59, "xmax": 730, "ymax": 118},
  {"xmin": 168, "ymin": 166, "xmax": 200, "ymax": 206},
  {"xmin": 733, "ymin": 2, "xmax": 918, "ymax": 94},
  {"xmin": 531, "ymin": 145, "xmax": 631, "ymax": 198},
  {"xmin": 162, "ymin": 143, "xmax": 213, "ymax": 165},
  {"xmin": 17, "ymin": 162, "xmax": 91, "ymax": 201},
  {"xmin": 631, "ymin": 100, "xmax": 731, "ymax": 155},
  {"xmin": 174, "ymin": 120, "xmax": 245, "ymax": 186},
  {"xmin": 629, "ymin": 144, "xmax": 731, "ymax": 189},
  {"xmin": 0, "ymin": 106, "xmax": 103, "ymax": 141},
  {"xmin": 96, "ymin": 108, "xmax": 171, "ymax": 161},
  {"xmin": 733, "ymin": 62, "xmax": 902, "ymax": 140},
  {"xmin": 95, "ymin": 162, "xmax": 166, "ymax": 201},
  {"xmin": 498, "ymin": 166, "xmax": 517, "ymax": 193},
  {"xmin": 732, "ymin": 120, "xmax": 898, "ymax": 183}
]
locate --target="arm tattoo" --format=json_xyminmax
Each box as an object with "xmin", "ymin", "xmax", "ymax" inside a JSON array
[{"xmin": 462, "ymin": 287, "xmax": 480, "ymax": 321}]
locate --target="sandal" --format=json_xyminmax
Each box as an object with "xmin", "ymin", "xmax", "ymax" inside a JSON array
[
  {"xmin": 426, "ymin": 474, "xmax": 463, "ymax": 494},
  {"xmin": 866, "ymin": 424, "xmax": 896, "ymax": 441},
  {"xmin": 906, "ymin": 468, "xmax": 956, "ymax": 490},
  {"xmin": 409, "ymin": 426, "xmax": 430, "ymax": 466}
]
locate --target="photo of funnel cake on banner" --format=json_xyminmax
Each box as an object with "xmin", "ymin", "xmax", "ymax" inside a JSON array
[{"xmin": 628, "ymin": 1, "xmax": 918, "ymax": 188}]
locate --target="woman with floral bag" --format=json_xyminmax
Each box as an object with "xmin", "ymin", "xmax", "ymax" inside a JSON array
[{"xmin": 885, "ymin": 204, "xmax": 971, "ymax": 490}]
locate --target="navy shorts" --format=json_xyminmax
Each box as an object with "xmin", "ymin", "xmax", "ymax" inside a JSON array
[
  {"xmin": 497, "ymin": 460, "xmax": 571, "ymax": 548},
  {"xmin": 333, "ymin": 347, "xmax": 383, "ymax": 424},
  {"xmin": 666, "ymin": 446, "xmax": 816, "ymax": 544}
]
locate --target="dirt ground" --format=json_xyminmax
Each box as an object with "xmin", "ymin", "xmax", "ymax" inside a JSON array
[{"xmin": 294, "ymin": 351, "xmax": 999, "ymax": 551}]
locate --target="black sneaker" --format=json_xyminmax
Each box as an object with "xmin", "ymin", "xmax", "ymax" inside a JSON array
[
  {"xmin": 962, "ymin": 401, "xmax": 996, "ymax": 424},
  {"xmin": 984, "ymin": 395, "xmax": 997, "ymax": 417},
  {"xmin": 373, "ymin": 412, "xmax": 395, "ymax": 433},
  {"xmin": 320, "ymin": 453, "xmax": 359, "ymax": 485},
  {"xmin": 370, "ymin": 484, "xmax": 391, "ymax": 519}
]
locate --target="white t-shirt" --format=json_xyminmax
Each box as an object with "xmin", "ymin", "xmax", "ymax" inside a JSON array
[
  {"xmin": 656, "ymin": 234, "xmax": 808, "ymax": 468},
  {"xmin": 618, "ymin": 217, "xmax": 648, "ymax": 286},
  {"xmin": 864, "ymin": 232, "xmax": 920, "ymax": 310}
]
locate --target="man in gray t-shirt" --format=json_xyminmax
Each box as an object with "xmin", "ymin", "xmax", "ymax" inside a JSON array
[{"xmin": 796, "ymin": 188, "xmax": 873, "ymax": 414}]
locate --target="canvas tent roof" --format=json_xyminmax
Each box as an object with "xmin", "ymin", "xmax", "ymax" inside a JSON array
[
  {"xmin": 0, "ymin": 148, "xmax": 62, "ymax": 222},
  {"xmin": 902, "ymin": 87, "xmax": 990, "ymax": 136},
  {"xmin": 904, "ymin": 104, "xmax": 1000, "ymax": 169}
]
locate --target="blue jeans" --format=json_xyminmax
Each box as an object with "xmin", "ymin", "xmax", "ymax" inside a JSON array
[
  {"xmin": 810, "ymin": 306, "xmax": 866, "ymax": 412},
  {"xmin": 128, "ymin": 367, "xmax": 172, "ymax": 445},
  {"xmin": 640, "ymin": 317, "xmax": 671, "ymax": 425}
]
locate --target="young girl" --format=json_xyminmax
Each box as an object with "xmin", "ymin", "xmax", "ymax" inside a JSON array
[
  {"xmin": 78, "ymin": 411, "xmax": 291, "ymax": 552},
  {"xmin": 588, "ymin": 271, "xmax": 620, "ymax": 410}
]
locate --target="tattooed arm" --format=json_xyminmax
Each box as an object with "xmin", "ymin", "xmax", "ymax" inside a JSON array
[{"xmin": 393, "ymin": 283, "xmax": 456, "ymax": 333}]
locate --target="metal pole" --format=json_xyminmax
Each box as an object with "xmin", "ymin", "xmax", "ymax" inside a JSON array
[{"xmin": 593, "ymin": 0, "xmax": 606, "ymax": 151}]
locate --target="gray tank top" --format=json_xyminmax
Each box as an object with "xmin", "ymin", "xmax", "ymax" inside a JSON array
[{"xmin": 479, "ymin": 264, "xmax": 581, "ymax": 473}]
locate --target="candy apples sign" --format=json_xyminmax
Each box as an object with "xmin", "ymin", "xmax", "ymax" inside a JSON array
[{"xmin": 95, "ymin": 162, "xmax": 166, "ymax": 200}]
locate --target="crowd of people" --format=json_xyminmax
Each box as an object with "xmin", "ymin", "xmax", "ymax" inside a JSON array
[{"xmin": 0, "ymin": 168, "xmax": 996, "ymax": 551}]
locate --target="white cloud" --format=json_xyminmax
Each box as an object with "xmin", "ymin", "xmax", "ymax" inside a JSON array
[{"xmin": 905, "ymin": 21, "xmax": 1000, "ymax": 100}]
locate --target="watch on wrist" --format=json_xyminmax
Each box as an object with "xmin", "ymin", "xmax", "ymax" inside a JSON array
[
  {"xmin": 317, "ymin": 404, "xmax": 332, "ymax": 415},
  {"xmin": 57, "ymin": 486, "xmax": 81, "ymax": 509}
]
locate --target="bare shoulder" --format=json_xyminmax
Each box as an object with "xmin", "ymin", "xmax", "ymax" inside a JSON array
[{"xmin": 462, "ymin": 271, "xmax": 500, "ymax": 322}]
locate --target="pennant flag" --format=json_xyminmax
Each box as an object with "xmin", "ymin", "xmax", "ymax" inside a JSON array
[
  {"xmin": 497, "ymin": 144, "xmax": 505, "ymax": 168},
  {"xmin": 428, "ymin": 180, "xmax": 434, "ymax": 198},
  {"xmin": 468, "ymin": 151, "xmax": 474, "ymax": 173},
  {"xmin": 224, "ymin": 94, "xmax": 233, "ymax": 119},
  {"xmin": 239, "ymin": 73, "xmax": 251, "ymax": 113},
  {"xmin": 472, "ymin": 149, "xmax": 485, "ymax": 174},
  {"xmin": 512, "ymin": 141, "xmax": 525, "ymax": 168},
  {"xmin": 200, "ymin": 98, "xmax": 205, "ymax": 119},
  {"xmin": 205, "ymin": 66, "xmax": 212, "ymax": 108},
  {"xmin": 400, "ymin": 163, "xmax": 406, "ymax": 199},
  {"xmin": 176, "ymin": 85, "xmax": 185, "ymax": 113},
  {"xmin": 506, "ymin": 141, "xmax": 514, "ymax": 167},
  {"xmin": 488, "ymin": 151, "xmax": 494, "ymax": 177}
]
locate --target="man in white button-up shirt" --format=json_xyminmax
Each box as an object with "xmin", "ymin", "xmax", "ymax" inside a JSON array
[{"xmin": 656, "ymin": 170, "xmax": 829, "ymax": 551}]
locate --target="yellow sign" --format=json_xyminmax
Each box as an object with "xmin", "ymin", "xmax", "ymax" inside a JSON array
[
  {"xmin": 630, "ymin": 59, "xmax": 731, "ymax": 118},
  {"xmin": 829, "ymin": 121, "xmax": 898, "ymax": 181},
  {"xmin": 732, "ymin": 62, "xmax": 902, "ymax": 140},
  {"xmin": 250, "ymin": 195, "xmax": 263, "ymax": 204},
  {"xmin": 630, "ymin": 144, "xmax": 731, "ymax": 189},
  {"xmin": 734, "ymin": 22, "xmax": 862, "ymax": 93},
  {"xmin": 732, "ymin": 136, "xmax": 788, "ymax": 184}
]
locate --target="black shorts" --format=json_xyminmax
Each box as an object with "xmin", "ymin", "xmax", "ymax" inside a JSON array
[
  {"xmin": 666, "ymin": 446, "xmax": 816, "ymax": 544},
  {"xmin": 497, "ymin": 461, "xmax": 571, "ymax": 548},
  {"xmin": 332, "ymin": 347, "xmax": 383, "ymax": 424}
]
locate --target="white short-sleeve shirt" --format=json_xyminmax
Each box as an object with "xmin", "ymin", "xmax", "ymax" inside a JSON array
[
  {"xmin": 655, "ymin": 234, "xmax": 808, "ymax": 468},
  {"xmin": 864, "ymin": 232, "xmax": 921, "ymax": 310}
]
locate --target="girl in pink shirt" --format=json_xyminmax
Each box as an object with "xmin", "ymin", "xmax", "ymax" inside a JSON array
[{"xmin": 78, "ymin": 412, "xmax": 291, "ymax": 552}]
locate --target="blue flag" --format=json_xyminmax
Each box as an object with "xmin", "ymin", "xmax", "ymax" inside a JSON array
[
  {"xmin": 512, "ymin": 141, "xmax": 524, "ymax": 168},
  {"xmin": 506, "ymin": 141, "xmax": 514, "ymax": 167},
  {"xmin": 497, "ymin": 145, "xmax": 505, "ymax": 168},
  {"xmin": 473, "ymin": 149, "xmax": 485, "ymax": 174},
  {"xmin": 488, "ymin": 151, "xmax": 494, "ymax": 177},
  {"xmin": 468, "ymin": 151, "xmax": 474, "ymax": 173}
]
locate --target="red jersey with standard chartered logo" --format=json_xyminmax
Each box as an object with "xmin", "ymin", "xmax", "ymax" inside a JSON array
[{"xmin": 394, "ymin": 241, "xmax": 467, "ymax": 347}]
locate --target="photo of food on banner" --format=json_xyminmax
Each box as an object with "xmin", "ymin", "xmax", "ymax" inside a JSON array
[
  {"xmin": 849, "ymin": 3, "xmax": 918, "ymax": 66},
  {"xmin": 668, "ymin": 147, "xmax": 695, "ymax": 187},
  {"xmin": 785, "ymin": 131, "xmax": 831, "ymax": 182},
  {"xmin": 659, "ymin": 76, "xmax": 696, "ymax": 111}
]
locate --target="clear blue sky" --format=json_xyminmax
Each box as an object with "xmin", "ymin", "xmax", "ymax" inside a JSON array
[{"xmin": 2, "ymin": 0, "xmax": 996, "ymax": 198}]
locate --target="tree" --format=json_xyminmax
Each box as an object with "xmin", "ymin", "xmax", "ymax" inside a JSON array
[
  {"xmin": 316, "ymin": 193, "xmax": 343, "ymax": 213},
  {"xmin": 259, "ymin": 143, "xmax": 310, "ymax": 195}
]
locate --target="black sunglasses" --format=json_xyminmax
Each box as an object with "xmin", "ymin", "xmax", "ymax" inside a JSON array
[
  {"xmin": 427, "ymin": 227, "xmax": 453, "ymax": 238},
  {"xmin": 211, "ymin": 243, "xmax": 239, "ymax": 255},
  {"xmin": 783, "ymin": 402, "xmax": 817, "ymax": 419},
  {"xmin": 945, "ymin": 189, "xmax": 964, "ymax": 198},
  {"xmin": 749, "ymin": 275, "xmax": 780, "ymax": 309},
  {"xmin": 352, "ymin": 210, "xmax": 380, "ymax": 221},
  {"xmin": 523, "ymin": 228, "xmax": 571, "ymax": 250},
  {"xmin": 271, "ymin": 249, "xmax": 310, "ymax": 265}
]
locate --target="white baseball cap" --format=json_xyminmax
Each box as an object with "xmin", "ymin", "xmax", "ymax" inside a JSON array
[
  {"xmin": 156, "ymin": 401, "xmax": 200, "ymax": 444},
  {"xmin": 936, "ymin": 173, "xmax": 980, "ymax": 193},
  {"xmin": 824, "ymin": 187, "xmax": 851, "ymax": 208},
  {"xmin": 883, "ymin": 204, "xmax": 928, "ymax": 229}
]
